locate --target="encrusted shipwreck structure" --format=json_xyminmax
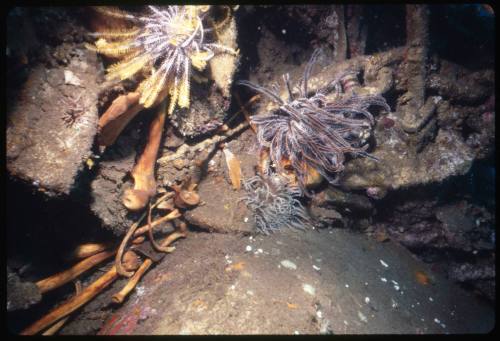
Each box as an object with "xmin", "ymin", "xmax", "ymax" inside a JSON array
[{"xmin": 5, "ymin": 6, "xmax": 495, "ymax": 332}]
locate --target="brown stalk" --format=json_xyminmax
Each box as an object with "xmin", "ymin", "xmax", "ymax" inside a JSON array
[
  {"xmin": 36, "ymin": 250, "xmax": 115, "ymax": 294},
  {"xmin": 160, "ymin": 230, "xmax": 187, "ymax": 247},
  {"xmin": 234, "ymin": 92, "xmax": 258, "ymax": 133},
  {"xmin": 122, "ymin": 101, "xmax": 167, "ymax": 211},
  {"xmin": 98, "ymin": 85, "xmax": 170, "ymax": 147},
  {"xmin": 22, "ymin": 267, "xmax": 119, "ymax": 335},
  {"xmin": 133, "ymin": 207, "xmax": 181, "ymax": 237},
  {"xmin": 147, "ymin": 202, "xmax": 175, "ymax": 253},
  {"xmin": 41, "ymin": 281, "xmax": 82, "ymax": 335},
  {"xmin": 132, "ymin": 236, "xmax": 146, "ymax": 244},
  {"xmin": 111, "ymin": 260, "xmax": 151, "ymax": 304},
  {"xmin": 172, "ymin": 186, "xmax": 200, "ymax": 209},
  {"xmin": 97, "ymin": 92, "xmax": 142, "ymax": 147},
  {"xmin": 111, "ymin": 231, "xmax": 187, "ymax": 304},
  {"xmin": 22, "ymin": 251, "xmax": 141, "ymax": 335},
  {"xmin": 67, "ymin": 242, "xmax": 112, "ymax": 260},
  {"xmin": 115, "ymin": 208, "xmax": 180, "ymax": 277}
]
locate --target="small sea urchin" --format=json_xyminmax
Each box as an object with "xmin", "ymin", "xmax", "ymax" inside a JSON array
[
  {"xmin": 239, "ymin": 49, "xmax": 390, "ymax": 193},
  {"xmin": 241, "ymin": 175, "xmax": 312, "ymax": 234},
  {"xmin": 89, "ymin": 6, "xmax": 238, "ymax": 114}
]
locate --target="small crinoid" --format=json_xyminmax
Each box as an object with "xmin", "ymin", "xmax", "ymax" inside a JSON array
[
  {"xmin": 88, "ymin": 5, "xmax": 238, "ymax": 114},
  {"xmin": 238, "ymin": 49, "xmax": 390, "ymax": 194},
  {"xmin": 241, "ymin": 175, "xmax": 312, "ymax": 234}
]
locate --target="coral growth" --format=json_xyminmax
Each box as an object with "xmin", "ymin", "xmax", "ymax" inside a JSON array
[
  {"xmin": 88, "ymin": 5, "xmax": 238, "ymax": 114},
  {"xmin": 239, "ymin": 49, "xmax": 390, "ymax": 193},
  {"xmin": 241, "ymin": 175, "xmax": 312, "ymax": 234}
]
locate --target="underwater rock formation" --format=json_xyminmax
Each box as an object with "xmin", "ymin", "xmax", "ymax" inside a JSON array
[
  {"xmin": 6, "ymin": 8, "xmax": 100, "ymax": 196},
  {"xmin": 7, "ymin": 267, "xmax": 42, "ymax": 312},
  {"xmin": 372, "ymin": 182, "xmax": 496, "ymax": 301}
]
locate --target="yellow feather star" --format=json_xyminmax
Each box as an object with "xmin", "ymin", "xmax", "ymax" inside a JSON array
[{"xmin": 89, "ymin": 5, "xmax": 236, "ymax": 113}]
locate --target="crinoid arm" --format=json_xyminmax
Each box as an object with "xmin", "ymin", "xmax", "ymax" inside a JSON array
[
  {"xmin": 177, "ymin": 57, "xmax": 191, "ymax": 109},
  {"xmin": 241, "ymin": 175, "xmax": 313, "ymax": 234},
  {"xmin": 91, "ymin": 6, "xmax": 139, "ymax": 22},
  {"xmin": 137, "ymin": 62, "xmax": 173, "ymax": 108},
  {"xmin": 204, "ymin": 43, "xmax": 239, "ymax": 56},
  {"xmin": 88, "ymin": 28, "xmax": 141, "ymax": 40},
  {"xmin": 87, "ymin": 38, "xmax": 138, "ymax": 59},
  {"xmin": 105, "ymin": 53, "xmax": 150, "ymax": 81},
  {"xmin": 301, "ymin": 48, "xmax": 323, "ymax": 97}
]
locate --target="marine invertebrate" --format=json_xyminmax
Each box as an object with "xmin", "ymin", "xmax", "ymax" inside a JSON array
[
  {"xmin": 241, "ymin": 175, "xmax": 312, "ymax": 234},
  {"xmin": 60, "ymin": 92, "xmax": 85, "ymax": 128},
  {"xmin": 88, "ymin": 5, "xmax": 238, "ymax": 210},
  {"xmin": 239, "ymin": 49, "xmax": 390, "ymax": 193},
  {"xmin": 89, "ymin": 5, "xmax": 238, "ymax": 114}
]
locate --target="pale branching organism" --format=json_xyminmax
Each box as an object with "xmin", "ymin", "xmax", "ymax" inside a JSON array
[
  {"xmin": 89, "ymin": 6, "xmax": 238, "ymax": 114},
  {"xmin": 239, "ymin": 49, "xmax": 390, "ymax": 194},
  {"xmin": 241, "ymin": 175, "xmax": 312, "ymax": 234}
]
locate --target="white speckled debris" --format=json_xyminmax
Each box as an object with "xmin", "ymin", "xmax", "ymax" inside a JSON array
[
  {"xmin": 280, "ymin": 260, "xmax": 297, "ymax": 270},
  {"xmin": 303, "ymin": 284, "xmax": 315, "ymax": 296},
  {"xmin": 365, "ymin": 297, "xmax": 370, "ymax": 304},
  {"xmin": 136, "ymin": 285, "xmax": 145, "ymax": 297},
  {"xmin": 380, "ymin": 259, "xmax": 389, "ymax": 268},
  {"xmin": 358, "ymin": 311, "xmax": 368, "ymax": 323},
  {"xmin": 245, "ymin": 245, "xmax": 252, "ymax": 252},
  {"xmin": 313, "ymin": 265, "xmax": 321, "ymax": 271},
  {"xmin": 64, "ymin": 70, "xmax": 81, "ymax": 86},
  {"xmin": 429, "ymin": 297, "xmax": 434, "ymax": 302},
  {"xmin": 381, "ymin": 277, "xmax": 387, "ymax": 282}
]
